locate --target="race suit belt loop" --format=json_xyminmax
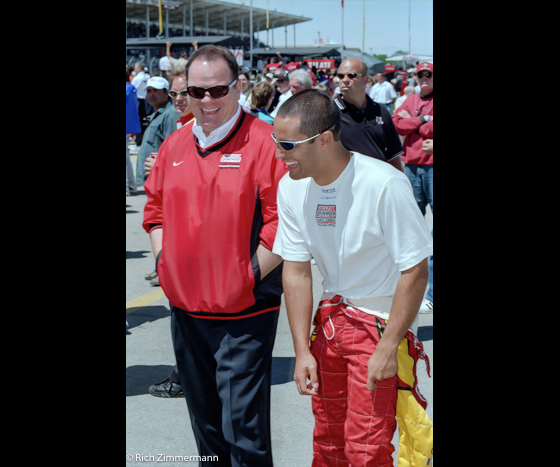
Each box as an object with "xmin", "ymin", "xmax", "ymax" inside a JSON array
[{"xmin": 323, "ymin": 315, "xmax": 335, "ymax": 340}]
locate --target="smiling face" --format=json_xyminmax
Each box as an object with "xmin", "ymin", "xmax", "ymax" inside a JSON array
[
  {"xmin": 273, "ymin": 115, "xmax": 323, "ymax": 181},
  {"xmin": 187, "ymin": 57, "xmax": 241, "ymax": 136},
  {"xmin": 170, "ymin": 75, "xmax": 189, "ymax": 116}
]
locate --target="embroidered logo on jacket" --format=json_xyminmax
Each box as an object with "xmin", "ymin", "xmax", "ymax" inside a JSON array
[
  {"xmin": 219, "ymin": 154, "xmax": 242, "ymax": 168},
  {"xmin": 316, "ymin": 205, "xmax": 336, "ymax": 227}
]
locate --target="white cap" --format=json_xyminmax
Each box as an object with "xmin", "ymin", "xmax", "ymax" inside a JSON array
[{"xmin": 146, "ymin": 76, "xmax": 169, "ymax": 90}]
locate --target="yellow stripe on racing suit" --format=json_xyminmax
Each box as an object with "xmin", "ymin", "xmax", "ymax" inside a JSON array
[{"xmin": 311, "ymin": 297, "xmax": 434, "ymax": 466}]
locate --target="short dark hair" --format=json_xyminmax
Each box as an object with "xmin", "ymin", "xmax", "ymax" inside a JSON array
[
  {"xmin": 185, "ymin": 45, "xmax": 238, "ymax": 83},
  {"xmin": 277, "ymin": 89, "xmax": 341, "ymax": 141}
]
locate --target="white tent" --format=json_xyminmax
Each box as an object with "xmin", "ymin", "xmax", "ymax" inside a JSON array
[{"xmin": 385, "ymin": 53, "xmax": 433, "ymax": 63}]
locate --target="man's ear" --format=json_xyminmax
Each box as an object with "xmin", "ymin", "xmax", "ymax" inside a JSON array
[{"xmin": 320, "ymin": 130, "xmax": 333, "ymax": 149}]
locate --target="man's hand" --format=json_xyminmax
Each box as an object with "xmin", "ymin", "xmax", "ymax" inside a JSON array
[
  {"xmin": 144, "ymin": 156, "xmax": 156, "ymax": 175},
  {"xmin": 294, "ymin": 351, "xmax": 319, "ymax": 396},
  {"xmin": 397, "ymin": 109, "xmax": 411, "ymax": 118},
  {"xmin": 366, "ymin": 259, "xmax": 429, "ymax": 391},
  {"xmin": 422, "ymin": 139, "xmax": 433, "ymax": 155},
  {"xmin": 367, "ymin": 347, "xmax": 398, "ymax": 391}
]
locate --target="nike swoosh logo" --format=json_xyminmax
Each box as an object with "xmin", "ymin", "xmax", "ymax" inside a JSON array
[{"xmin": 173, "ymin": 161, "xmax": 184, "ymax": 166}]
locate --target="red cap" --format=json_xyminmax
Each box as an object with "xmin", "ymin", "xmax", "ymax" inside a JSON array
[{"xmin": 417, "ymin": 62, "xmax": 433, "ymax": 73}]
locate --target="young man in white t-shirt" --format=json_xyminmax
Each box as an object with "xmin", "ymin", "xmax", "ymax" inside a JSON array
[{"xmin": 271, "ymin": 89, "xmax": 433, "ymax": 466}]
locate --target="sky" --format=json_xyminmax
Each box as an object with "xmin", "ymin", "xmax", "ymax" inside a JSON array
[{"xmin": 226, "ymin": 0, "xmax": 433, "ymax": 56}]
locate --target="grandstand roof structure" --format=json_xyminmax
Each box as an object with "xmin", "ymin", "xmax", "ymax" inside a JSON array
[{"xmin": 126, "ymin": 0, "xmax": 312, "ymax": 38}]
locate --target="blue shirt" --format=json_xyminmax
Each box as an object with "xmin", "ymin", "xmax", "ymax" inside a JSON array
[{"xmin": 126, "ymin": 83, "xmax": 141, "ymax": 135}]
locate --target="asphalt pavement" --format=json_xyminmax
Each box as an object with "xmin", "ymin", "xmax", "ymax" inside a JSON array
[{"xmin": 126, "ymin": 148, "xmax": 433, "ymax": 466}]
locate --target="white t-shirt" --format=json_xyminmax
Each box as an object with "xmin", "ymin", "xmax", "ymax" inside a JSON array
[
  {"xmin": 270, "ymin": 90, "xmax": 293, "ymax": 118},
  {"xmin": 273, "ymin": 152, "xmax": 432, "ymax": 313},
  {"xmin": 159, "ymin": 56, "xmax": 173, "ymax": 72},
  {"xmin": 130, "ymin": 71, "xmax": 150, "ymax": 99},
  {"xmin": 368, "ymin": 81, "xmax": 397, "ymax": 105}
]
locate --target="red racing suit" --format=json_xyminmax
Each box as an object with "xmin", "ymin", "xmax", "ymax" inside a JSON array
[
  {"xmin": 310, "ymin": 295, "xmax": 433, "ymax": 466},
  {"xmin": 143, "ymin": 111, "xmax": 287, "ymax": 318}
]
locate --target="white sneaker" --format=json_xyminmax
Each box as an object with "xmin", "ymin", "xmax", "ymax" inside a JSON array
[{"xmin": 419, "ymin": 299, "xmax": 433, "ymax": 313}]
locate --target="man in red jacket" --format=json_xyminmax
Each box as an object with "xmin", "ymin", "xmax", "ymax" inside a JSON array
[
  {"xmin": 143, "ymin": 45, "xmax": 287, "ymax": 466},
  {"xmin": 392, "ymin": 61, "xmax": 433, "ymax": 313}
]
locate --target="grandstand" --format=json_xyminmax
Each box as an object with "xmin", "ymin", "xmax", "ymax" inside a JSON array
[{"xmin": 126, "ymin": 0, "xmax": 312, "ymax": 71}]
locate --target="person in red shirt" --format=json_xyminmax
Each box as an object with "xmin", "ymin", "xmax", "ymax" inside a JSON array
[
  {"xmin": 392, "ymin": 61, "xmax": 433, "ymax": 312},
  {"xmin": 143, "ymin": 69, "xmax": 196, "ymax": 401},
  {"xmin": 143, "ymin": 45, "xmax": 287, "ymax": 465},
  {"xmin": 393, "ymin": 62, "xmax": 433, "ymax": 170}
]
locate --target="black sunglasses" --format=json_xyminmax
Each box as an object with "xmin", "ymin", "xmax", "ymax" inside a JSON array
[
  {"xmin": 417, "ymin": 71, "xmax": 433, "ymax": 79},
  {"xmin": 336, "ymin": 72, "xmax": 364, "ymax": 80},
  {"xmin": 186, "ymin": 79, "xmax": 237, "ymax": 99}
]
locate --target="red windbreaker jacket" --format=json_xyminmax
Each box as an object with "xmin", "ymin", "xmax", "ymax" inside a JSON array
[
  {"xmin": 143, "ymin": 111, "xmax": 287, "ymax": 317},
  {"xmin": 392, "ymin": 93, "xmax": 433, "ymax": 166}
]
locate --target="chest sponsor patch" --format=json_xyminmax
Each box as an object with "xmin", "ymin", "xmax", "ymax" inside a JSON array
[
  {"xmin": 316, "ymin": 204, "xmax": 336, "ymax": 227},
  {"xmin": 219, "ymin": 153, "xmax": 242, "ymax": 168}
]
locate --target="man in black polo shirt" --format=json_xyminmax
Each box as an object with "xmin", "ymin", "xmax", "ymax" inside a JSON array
[{"xmin": 334, "ymin": 57, "xmax": 404, "ymax": 172}]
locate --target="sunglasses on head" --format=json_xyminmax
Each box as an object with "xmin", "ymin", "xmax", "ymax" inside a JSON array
[
  {"xmin": 336, "ymin": 72, "xmax": 364, "ymax": 80},
  {"xmin": 185, "ymin": 79, "xmax": 238, "ymax": 99},
  {"xmin": 417, "ymin": 71, "xmax": 433, "ymax": 79}
]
